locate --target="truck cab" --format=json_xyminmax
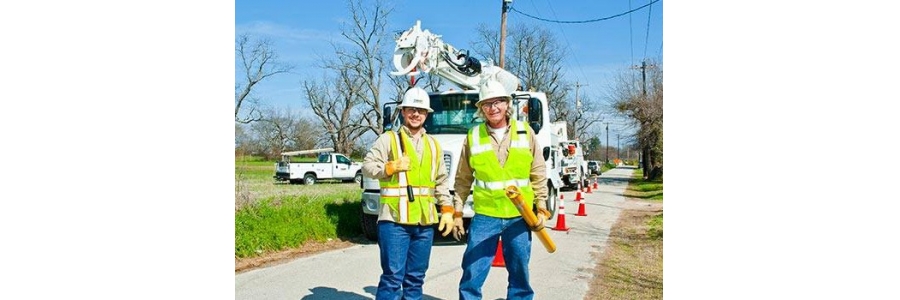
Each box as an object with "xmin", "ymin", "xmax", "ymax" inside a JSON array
[{"xmin": 559, "ymin": 140, "xmax": 588, "ymax": 188}]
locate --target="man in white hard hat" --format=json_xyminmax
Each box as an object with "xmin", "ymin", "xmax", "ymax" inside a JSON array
[
  {"xmin": 362, "ymin": 87, "xmax": 453, "ymax": 300},
  {"xmin": 450, "ymin": 79, "xmax": 549, "ymax": 300}
]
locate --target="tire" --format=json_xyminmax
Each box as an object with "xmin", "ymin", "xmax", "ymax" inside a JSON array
[
  {"xmin": 360, "ymin": 209, "xmax": 378, "ymax": 241},
  {"xmin": 546, "ymin": 185, "xmax": 558, "ymax": 220},
  {"xmin": 354, "ymin": 172, "xmax": 363, "ymax": 185},
  {"xmin": 304, "ymin": 173, "xmax": 316, "ymax": 185}
]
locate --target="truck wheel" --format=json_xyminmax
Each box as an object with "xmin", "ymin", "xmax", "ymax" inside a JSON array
[
  {"xmin": 546, "ymin": 186, "xmax": 558, "ymax": 220},
  {"xmin": 304, "ymin": 174, "xmax": 316, "ymax": 185},
  {"xmin": 360, "ymin": 209, "xmax": 378, "ymax": 241},
  {"xmin": 354, "ymin": 172, "xmax": 363, "ymax": 185}
]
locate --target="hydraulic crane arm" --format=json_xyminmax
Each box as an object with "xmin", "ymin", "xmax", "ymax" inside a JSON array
[{"xmin": 390, "ymin": 20, "xmax": 520, "ymax": 94}]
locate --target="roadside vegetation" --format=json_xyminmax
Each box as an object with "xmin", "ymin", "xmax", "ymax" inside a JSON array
[
  {"xmin": 587, "ymin": 168, "xmax": 663, "ymax": 299},
  {"xmin": 235, "ymin": 155, "xmax": 363, "ymax": 259}
]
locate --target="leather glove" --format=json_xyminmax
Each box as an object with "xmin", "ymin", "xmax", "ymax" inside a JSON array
[
  {"xmin": 438, "ymin": 212, "xmax": 454, "ymax": 237},
  {"xmin": 452, "ymin": 216, "xmax": 465, "ymax": 241},
  {"xmin": 537, "ymin": 207, "xmax": 552, "ymax": 221},
  {"xmin": 384, "ymin": 156, "xmax": 411, "ymax": 176},
  {"xmin": 529, "ymin": 207, "xmax": 551, "ymax": 232}
]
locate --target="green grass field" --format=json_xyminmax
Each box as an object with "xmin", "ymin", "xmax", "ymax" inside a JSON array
[{"xmin": 235, "ymin": 155, "xmax": 364, "ymax": 258}]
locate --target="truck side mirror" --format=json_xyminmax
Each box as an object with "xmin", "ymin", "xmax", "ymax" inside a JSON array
[
  {"xmin": 527, "ymin": 97, "xmax": 543, "ymax": 134},
  {"xmin": 382, "ymin": 106, "xmax": 393, "ymax": 129},
  {"xmin": 542, "ymin": 146, "xmax": 550, "ymax": 161}
]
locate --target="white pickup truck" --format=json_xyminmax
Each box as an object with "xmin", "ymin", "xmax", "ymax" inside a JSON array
[{"xmin": 274, "ymin": 151, "xmax": 363, "ymax": 185}]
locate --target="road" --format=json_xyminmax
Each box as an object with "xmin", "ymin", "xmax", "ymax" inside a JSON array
[{"xmin": 235, "ymin": 166, "xmax": 634, "ymax": 300}]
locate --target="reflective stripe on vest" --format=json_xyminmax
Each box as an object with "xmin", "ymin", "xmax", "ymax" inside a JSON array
[
  {"xmin": 378, "ymin": 130, "xmax": 442, "ymax": 225},
  {"xmin": 467, "ymin": 120, "xmax": 535, "ymax": 218}
]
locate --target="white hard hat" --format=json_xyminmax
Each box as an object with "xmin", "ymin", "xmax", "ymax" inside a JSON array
[
  {"xmin": 399, "ymin": 87, "xmax": 433, "ymax": 112},
  {"xmin": 476, "ymin": 79, "xmax": 511, "ymax": 108}
]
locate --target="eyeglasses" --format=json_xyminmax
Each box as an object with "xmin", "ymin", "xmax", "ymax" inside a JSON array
[
  {"xmin": 481, "ymin": 100, "xmax": 508, "ymax": 109},
  {"xmin": 403, "ymin": 107, "xmax": 428, "ymax": 115}
]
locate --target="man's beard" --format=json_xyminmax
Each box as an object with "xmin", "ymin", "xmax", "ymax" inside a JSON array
[{"xmin": 406, "ymin": 122, "xmax": 423, "ymax": 130}]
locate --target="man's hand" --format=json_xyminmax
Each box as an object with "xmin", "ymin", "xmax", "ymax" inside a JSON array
[
  {"xmin": 537, "ymin": 207, "xmax": 552, "ymax": 221},
  {"xmin": 438, "ymin": 212, "xmax": 454, "ymax": 237},
  {"xmin": 529, "ymin": 206, "xmax": 551, "ymax": 232},
  {"xmin": 452, "ymin": 216, "xmax": 465, "ymax": 241},
  {"xmin": 384, "ymin": 156, "xmax": 411, "ymax": 176}
]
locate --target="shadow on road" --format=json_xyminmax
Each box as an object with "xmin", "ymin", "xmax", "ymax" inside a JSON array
[
  {"xmin": 300, "ymin": 286, "xmax": 444, "ymax": 300},
  {"xmin": 301, "ymin": 287, "xmax": 370, "ymax": 299}
]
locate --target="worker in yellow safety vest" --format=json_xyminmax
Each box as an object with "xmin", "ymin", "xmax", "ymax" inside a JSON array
[
  {"xmin": 451, "ymin": 79, "xmax": 549, "ymax": 300},
  {"xmin": 362, "ymin": 87, "xmax": 453, "ymax": 300}
]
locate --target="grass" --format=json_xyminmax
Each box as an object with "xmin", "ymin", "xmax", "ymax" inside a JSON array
[
  {"xmin": 234, "ymin": 154, "xmax": 364, "ymax": 258},
  {"xmin": 623, "ymin": 170, "xmax": 663, "ymax": 201},
  {"xmin": 586, "ymin": 167, "xmax": 663, "ymax": 300}
]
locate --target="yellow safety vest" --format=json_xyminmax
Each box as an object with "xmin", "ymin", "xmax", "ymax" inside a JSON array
[
  {"xmin": 379, "ymin": 130, "xmax": 443, "ymax": 225},
  {"xmin": 468, "ymin": 120, "xmax": 534, "ymax": 218}
]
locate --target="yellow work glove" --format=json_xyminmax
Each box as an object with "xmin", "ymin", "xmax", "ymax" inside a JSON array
[
  {"xmin": 438, "ymin": 212, "xmax": 454, "ymax": 237},
  {"xmin": 531, "ymin": 207, "xmax": 551, "ymax": 232},
  {"xmin": 537, "ymin": 207, "xmax": 552, "ymax": 221},
  {"xmin": 384, "ymin": 156, "xmax": 411, "ymax": 176},
  {"xmin": 452, "ymin": 216, "xmax": 465, "ymax": 241}
]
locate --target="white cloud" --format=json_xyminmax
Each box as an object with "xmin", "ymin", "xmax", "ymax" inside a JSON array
[{"xmin": 235, "ymin": 21, "xmax": 336, "ymax": 44}]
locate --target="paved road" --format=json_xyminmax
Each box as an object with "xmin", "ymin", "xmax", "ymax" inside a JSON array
[{"xmin": 235, "ymin": 166, "xmax": 634, "ymax": 300}]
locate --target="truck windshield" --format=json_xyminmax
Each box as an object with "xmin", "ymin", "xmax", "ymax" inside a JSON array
[{"xmin": 423, "ymin": 93, "xmax": 482, "ymax": 134}]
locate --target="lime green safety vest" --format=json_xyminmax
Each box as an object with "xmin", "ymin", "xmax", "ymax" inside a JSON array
[
  {"xmin": 379, "ymin": 129, "xmax": 443, "ymax": 225},
  {"xmin": 468, "ymin": 120, "xmax": 534, "ymax": 218}
]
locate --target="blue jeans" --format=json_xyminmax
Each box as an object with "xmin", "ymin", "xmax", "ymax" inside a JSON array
[
  {"xmin": 459, "ymin": 214, "xmax": 534, "ymax": 300},
  {"xmin": 376, "ymin": 221, "xmax": 435, "ymax": 300}
]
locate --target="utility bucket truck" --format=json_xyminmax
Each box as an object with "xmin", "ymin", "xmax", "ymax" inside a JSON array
[{"xmin": 359, "ymin": 20, "xmax": 564, "ymax": 241}]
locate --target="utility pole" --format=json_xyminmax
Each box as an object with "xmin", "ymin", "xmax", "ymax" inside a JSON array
[
  {"xmin": 617, "ymin": 134, "xmax": 620, "ymax": 160},
  {"xmin": 499, "ymin": 0, "xmax": 512, "ymax": 68},
  {"xmin": 605, "ymin": 122, "xmax": 609, "ymax": 163},
  {"xmin": 573, "ymin": 81, "xmax": 586, "ymax": 140},
  {"xmin": 631, "ymin": 60, "xmax": 657, "ymax": 96},
  {"xmin": 631, "ymin": 59, "xmax": 656, "ymax": 177}
]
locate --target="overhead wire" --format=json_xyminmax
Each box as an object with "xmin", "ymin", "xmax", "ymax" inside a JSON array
[
  {"xmin": 509, "ymin": 0, "xmax": 659, "ymax": 24},
  {"xmin": 644, "ymin": 1, "xmax": 653, "ymax": 59},
  {"xmin": 539, "ymin": 0, "xmax": 591, "ymax": 90},
  {"xmin": 629, "ymin": 0, "xmax": 635, "ymax": 84}
]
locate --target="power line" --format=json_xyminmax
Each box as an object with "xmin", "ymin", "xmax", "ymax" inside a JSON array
[
  {"xmin": 643, "ymin": 2, "xmax": 653, "ymax": 59},
  {"xmin": 509, "ymin": 0, "xmax": 660, "ymax": 24},
  {"xmin": 629, "ymin": 0, "xmax": 634, "ymax": 75},
  {"xmin": 541, "ymin": 0, "xmax": 591, "ymax": 88}
]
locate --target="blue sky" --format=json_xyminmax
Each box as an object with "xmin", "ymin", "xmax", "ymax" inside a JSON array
[{"xmin": 235, "ymin": 0, "xmax": 662, "ymax": 139}]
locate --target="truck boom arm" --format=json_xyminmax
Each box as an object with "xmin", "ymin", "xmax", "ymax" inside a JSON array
[{"xmin": 391, "ymin": 20, "xmax": 520, "ymax": 94}]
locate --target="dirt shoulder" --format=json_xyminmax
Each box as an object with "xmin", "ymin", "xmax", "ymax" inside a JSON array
[
  {"xmin": 586, "ymin": 197, "xmax": 663, "ymax": 299},
  {"xmin": 235, "ymin": 237, "xmax": 363, "ymax": 274}
]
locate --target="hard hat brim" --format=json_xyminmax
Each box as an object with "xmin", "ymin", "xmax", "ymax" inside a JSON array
[
  {"xmin": 475, "ymin": 96, "xmax": 511, "ymax": 108},
  {"xmin": 398, "ymin": 104, "xmax": 433, "ymax": 113}
]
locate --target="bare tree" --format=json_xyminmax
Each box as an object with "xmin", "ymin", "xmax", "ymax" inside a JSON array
[
  {"xmin": 472, "ymin": 23, "xmax": 581, "ymax": 131},
  {"xmin": 569, "ymin": 94, "xmax": 606, "ymax": 141},
  {"xmin": 303, "ymin": 0, "xmax": 393, "ymax": 154},
  {"xmin": 235, "ymin": 34, "xmax": 293, "ymax": 124},
  {"xmin": 242, "ymin": 107, "xmax": 324, "ymax": 159},
  {"xmin": 611, "ymin": 59, "xmax": 663, "ymax": 180},
  {"xmin": 249, "ymin": 108, "xmax": 294, "ymax": 160}
]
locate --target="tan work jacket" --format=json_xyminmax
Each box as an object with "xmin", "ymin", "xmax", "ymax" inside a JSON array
[{"xmin": 362, "ymin": 126, "xmax": 451, "ymax": 224}]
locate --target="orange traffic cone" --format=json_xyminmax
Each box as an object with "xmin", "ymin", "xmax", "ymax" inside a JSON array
[
  {"xmin": 586, "ymin": 182, "xmax": 593, "ymax": 193},
  {"xmin": 552, "ymin": 193, "xmax": 569, "ymax": 231},
  {"xmin": 593, "ymin": 178, "xmax": 599, "ymax": 189},
  {"xmin": 575, "ymin": 190, "xmax": 587, "ymax": 216},
  {"xmin": 491, "ymin": 239, "xmax": 505, "ymax": 267}
]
